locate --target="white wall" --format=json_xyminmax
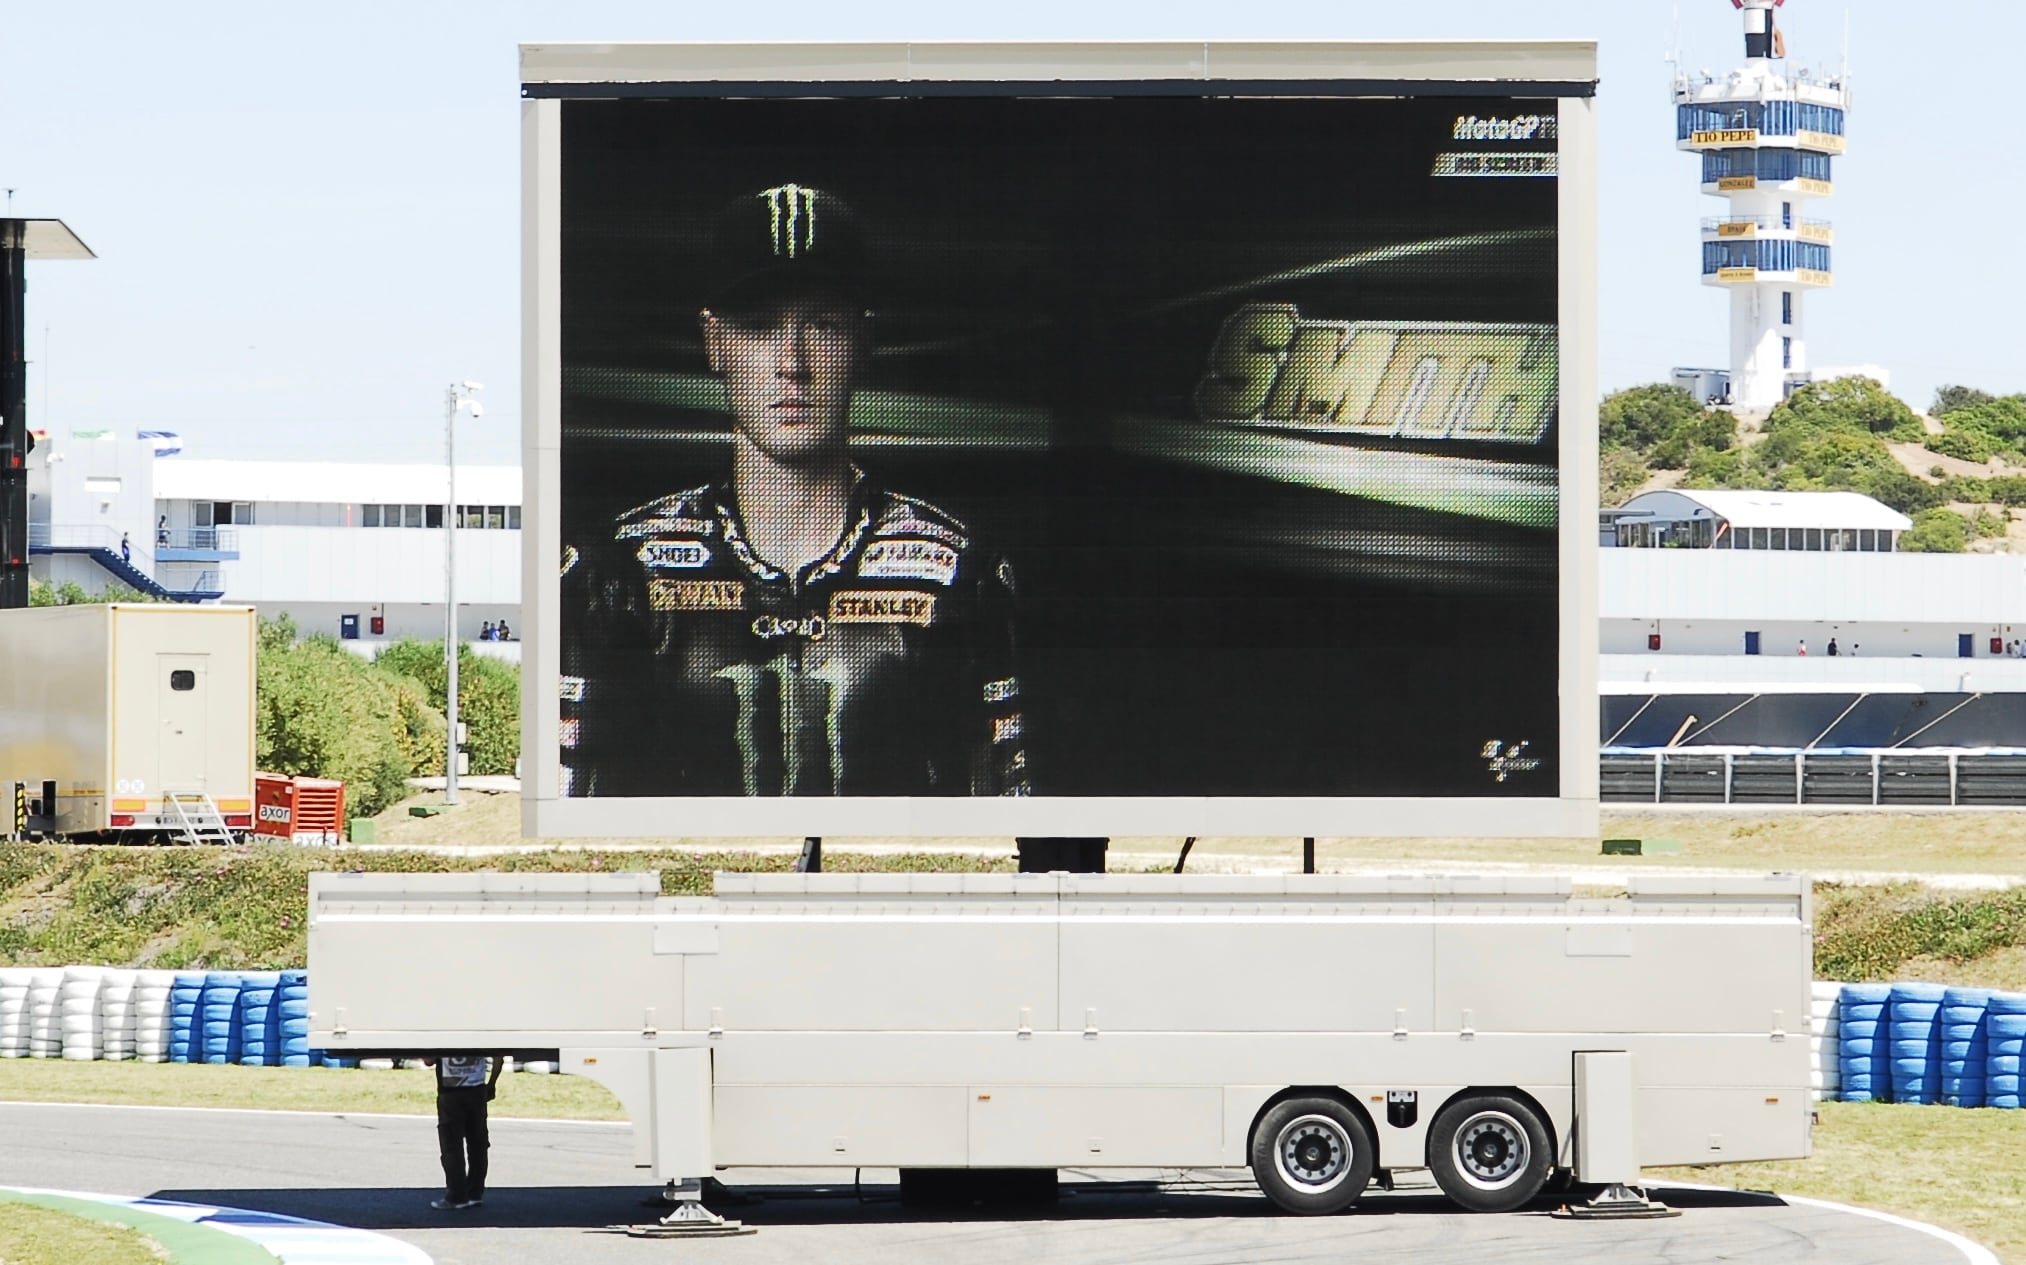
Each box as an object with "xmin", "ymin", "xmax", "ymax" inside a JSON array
[
  {"xmin": 1602, "ymin": 550, "xmax": 2026, "ymax": 625},
  {"xmin": 1601, "ymin": 653, "xmax": 2026, "ymax": 694},
  {"xmin": 1603, "ymin": 619, "xmax": 2024, "ymax": 661},
  {"xmin": 210, "ymin": 526, "xmax": 520, "ymax": 605}
]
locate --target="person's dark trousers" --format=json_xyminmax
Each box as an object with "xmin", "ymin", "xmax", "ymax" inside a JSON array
[{"xmin": 436, "ymin": 1087, "xmax": 490, "ymax": 1203}]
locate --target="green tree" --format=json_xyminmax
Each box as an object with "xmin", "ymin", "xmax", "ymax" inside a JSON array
[
  {"xmin": 255, "ymin": 624, "xmax": 423, "ymax": 816},
  {"xmin": 1932, "ymin": 384, "xmax": 1995, "ymax": 418},
  {"xmin": 371, "ymin": 640, "xmax": 521, "ymax": 776},
  {"xmin": 1927, "ymin": 427, "xmax": 1998, "ymax": 464},
  {"xmin": 1768, "ymin": 377, "xmax": 1925, "ymax": 443},
  {"xmin": 1600, "ymin": 448, "xmax": 1649, "ymax": 501},
  {"xmin": 1898, "ymin": 508, "xmax": 1968, "ymax": 554},
  {"xmin": 1599, "ymin": 384, "xmax": 1734, "ymax": 469}
]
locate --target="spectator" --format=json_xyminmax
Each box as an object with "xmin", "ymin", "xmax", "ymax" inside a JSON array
[
  {"xmin": 1851, "ymin": 644, "xmax": 1860, "ymax": 657},
  {"xmin": 1827, "ymin": 638, "xmax": 1839, "ymax": 657},
  {"xmin": 424, "ymin": 1053, "xmax": 504, "ymax": 1210},
  {"xmin": 480, "ymin": 621, "xmax": 495, "ymax": 642},
  {"xmin": 156, "ymin": 515, "xmax": 170, "ymax": 546},
  {"xmin": 1796, "ymin": 639, "xmax": 1807, "ymax": 657},
  {"xmin": 120, "ymin": 532, "xmax": 132, "ymax": 564},
  {"xmin": 497, "ymin": 620, "xmax": 511, "ymax": 642}
]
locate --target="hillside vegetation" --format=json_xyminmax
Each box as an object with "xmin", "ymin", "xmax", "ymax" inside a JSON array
[
  {"xmin": 2, "ymin": 843, "xmax": 2021, "ymax": 989},
  {"xmin": 1602, "ymin": 378, "xmax": 2026, "ymax": 552}
]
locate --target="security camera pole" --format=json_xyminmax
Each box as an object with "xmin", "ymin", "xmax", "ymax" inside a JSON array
[{"xmin": 444, "ymin": 381, "xmax": 482, "ymax": 805}]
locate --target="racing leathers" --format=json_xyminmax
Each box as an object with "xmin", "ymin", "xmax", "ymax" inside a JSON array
[{"xmin": 560, "ymin": 471, "xmax": 1029, "ymax": 797}]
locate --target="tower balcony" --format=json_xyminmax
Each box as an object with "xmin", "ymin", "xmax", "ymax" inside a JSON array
[
  {"xmin": 1701, "ymin": 216, "xmax": 1834, "ymax": 246},
  {"xmin": 1702, "ymin": 239, "xmax": 1832, "ymax": 288}
]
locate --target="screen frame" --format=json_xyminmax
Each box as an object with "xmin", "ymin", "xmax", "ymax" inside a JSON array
[{"xmin": 520, "ymin": 40, "xmax": 1600, "ymax": 840}]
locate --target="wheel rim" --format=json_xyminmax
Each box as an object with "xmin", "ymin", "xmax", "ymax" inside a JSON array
[
  {"xmin": 1453, "ymin": 1110, "xmax": 1530, "ymax": 1190},
  {"xmin": 1274, "ymin": 1113, "xmax": 1354, "ymax": 1194}
]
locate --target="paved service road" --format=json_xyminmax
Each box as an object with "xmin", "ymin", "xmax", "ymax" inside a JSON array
[{"xmin": 0, "ymin": 1103, "xmax": 1982, "ymax": 1265}]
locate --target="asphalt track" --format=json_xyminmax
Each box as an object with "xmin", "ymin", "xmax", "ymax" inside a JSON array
[{"xmin": 0, "ymin": 1102, "xmax": 1992, "ymax": 1265}]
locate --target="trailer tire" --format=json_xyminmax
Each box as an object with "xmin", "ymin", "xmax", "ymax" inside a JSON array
[
  {"xmin": 1249, "ymin": 1096, "xmax": 1374, "ymax": 1215},
  {"xmin": 1427, "ymin": 1094, "xmax": 1552, "ymax": 1213}
]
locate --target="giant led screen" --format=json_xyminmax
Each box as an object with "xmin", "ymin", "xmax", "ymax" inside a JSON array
[{"xmin": 553, "ymin": 91, "xmax": 1566, "ymax": 811}]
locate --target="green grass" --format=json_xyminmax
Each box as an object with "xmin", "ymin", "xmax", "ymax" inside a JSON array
[
  {"xmin": 0, "ymin": 1201, "xmax": 167, "ymax": 1265},
  {"xmin": 0, "ymin": 1058, "xmax": 624, "ymax": 1119},
  {"xmin": 1651, "ymin": 1101, "xmax": 2026, "ymax": 1264},
  {"xmin": 1815, "ymin": 883, "xmax": 2026, "ymax": 983}
]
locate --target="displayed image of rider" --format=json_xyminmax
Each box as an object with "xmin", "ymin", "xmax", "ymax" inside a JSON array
[{"xmin": 561, "ymin": 182, "xmax": 1028, "ymax": 797}]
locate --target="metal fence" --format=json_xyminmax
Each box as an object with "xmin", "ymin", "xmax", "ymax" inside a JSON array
[{"xmin": 1601, "ymin": 749, "xmax": 2026, "ymax": 806}]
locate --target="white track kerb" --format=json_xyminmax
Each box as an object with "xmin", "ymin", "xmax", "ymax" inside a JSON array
[{"xmin": 7, "ymin": 1187, "xmax": 432, "ymax": 1265}]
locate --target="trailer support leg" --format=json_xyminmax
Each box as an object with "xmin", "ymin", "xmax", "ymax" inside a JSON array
[
  {"xmin": 1551, "ymin": 1183, "xmax": 1680, "ymax": 1220},
  {"xmin": 620, "ymin": 1180, "xmax": 754, "ymax": 1238}
]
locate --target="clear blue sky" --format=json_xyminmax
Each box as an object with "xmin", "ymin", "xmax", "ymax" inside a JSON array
[{"xmin": 3, "ymin": 1, "xmax": 2016, "ymax": 463}]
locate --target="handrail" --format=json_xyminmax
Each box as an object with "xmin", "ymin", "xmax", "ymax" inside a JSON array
[{"xmin": 1700, "ymin": 215, "xmax": 1833, "ymax": 232}]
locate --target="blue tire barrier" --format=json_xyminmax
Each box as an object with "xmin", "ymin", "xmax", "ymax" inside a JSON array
[
  {"xmin": 1989, "ymin": 1013, "xmax": 2026, "ymax": 1109},
  {"xmin": 198, "ymin": 972, "xmax": 244, "ymax": 1065},
  {"xmin": 1940, "ymin": 987, "xmax": 1993, "ymax": 1108},
  {"xmin": 276, "ymin": 969, "xmax": 312, "ymax": 1067},
  {"xmin": 1838, "ymin": 983, "xmax": 1892, "ymax": 1102},
  {"xmin": 167, "ymin": 972, "xmax": 205, "ymax": 1064},
  {"xmin": 1888, "ymin": 983, "xmax": 1948, "ymax": 1105},
  {"xmin": 235, "ymin": 972, "xmax": 282, "ymax": 1067}
]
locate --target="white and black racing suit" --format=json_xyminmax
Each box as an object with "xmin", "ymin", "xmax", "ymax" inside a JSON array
[{"xmin": 559, "ymin": 471, "xmax": 1028, "ymax": 797}]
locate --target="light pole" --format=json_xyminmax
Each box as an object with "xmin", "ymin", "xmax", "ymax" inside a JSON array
[{"xmin": 444, "ymin": 381, "xmax": 483, "ymax": 806}]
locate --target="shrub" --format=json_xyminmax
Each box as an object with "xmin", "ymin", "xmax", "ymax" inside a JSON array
[
  {"xmin": 255, "ymin": 626, "xmax": 420, "ymax": 816},
  {"xmin": 1927, "ymin": 426, "xmax": 1998, "ymax": 464},
  {"xmin": 1898, "ymin": 507, "xmax": 1969, "ymax": 554},
  {"xmin": 372, "ymin": 640, "xmax": 521, "ymax": 776}
]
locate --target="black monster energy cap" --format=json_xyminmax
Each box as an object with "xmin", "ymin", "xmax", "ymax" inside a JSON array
[{"xmin": 705, "ymin": 182, "xmax": 868, "ymax": 312}]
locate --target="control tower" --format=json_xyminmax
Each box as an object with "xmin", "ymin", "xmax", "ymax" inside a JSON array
[{"xmin": 1675, "ymin": 0, "xmax": 1849, "ymax": 410}]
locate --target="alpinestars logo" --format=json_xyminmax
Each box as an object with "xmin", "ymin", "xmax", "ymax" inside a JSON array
[{"xmin": 762, "ymin": 184, "xmax": 818, "ymax": 258}]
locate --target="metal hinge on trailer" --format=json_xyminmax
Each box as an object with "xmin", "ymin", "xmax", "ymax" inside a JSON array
[{"xmin": 165, "ymin": 791, "xmax": 235, "ymax": 845}]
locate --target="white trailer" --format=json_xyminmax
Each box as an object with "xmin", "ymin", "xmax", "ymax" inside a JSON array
[
  {"xmin": 309, "ymin": 870, "xmax": 1813, "ymax": 1218},
  {"xmin": 0, "ymin": 604, "xmax": 257, "ymax": 840}
]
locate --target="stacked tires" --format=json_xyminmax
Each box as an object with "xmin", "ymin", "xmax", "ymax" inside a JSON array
[
  {"xmin": 0, "ymin": 968, "xmax": 31, "ymax": 1058},
  {"xmin": 27, "ymin": 968, "xmax": 63, "ymax": 1058},
  {"xmin": 1809, "ymin": 981, "xmax": 1841, "ymax": 1101},
  {"xmin": 235, "ymin": 972, "xmax": 282, "ymax": 1067},
  {"xmin": 1887, "ymin": 983, "xmax": 1947, "ymax": 1105},
  {"xmin": 277, "ymin": 970, "xmax": 314, "ymax": 1067},
  {"xmin": 198, "ymin": 973, "xmax": 243, "ymax": 1064},
  {"xmin": 1938, "ymin": 988, "xmax": 1992, "ymax": 1108},
  {"xmin": 1837, "ymin": 982, "xmax": 1891, "ymax": 1102},
  {"xmin": 1991, "ymin": 994, "xmax": 2026, "ymax": 1111},
  {"xmin": 133, "ymin": 970, "xmax": 177, "ymax": 1063},
  {"xmin": 167, "ymin": 972, "xmax": 204, "ymax": 1063}
]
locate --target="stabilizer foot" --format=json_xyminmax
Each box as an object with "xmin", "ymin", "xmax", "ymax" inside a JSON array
[{"xmin": 1552, "ymin": 1183, "xmax": 1682, "ymax": 1220}]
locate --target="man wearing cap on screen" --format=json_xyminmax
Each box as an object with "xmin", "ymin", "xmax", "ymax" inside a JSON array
[{"xmin": 561, "ymin": 182, "xmax": 1028, "ymax": 798}]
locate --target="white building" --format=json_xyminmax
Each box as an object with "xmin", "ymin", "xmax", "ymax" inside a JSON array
[
  {"xmin": 1606, "ymin": 488, "xmax": 1910, "ymax": 552},
  {"xmin": 1602, "ymin": 549, "xmax": 2026, "ymax": 691},
  {"xmin": 27, "ymin": 440, "xmax": 521, "ymax": 650},
  {"xmin": 1674, "ymin": 0, "xmax": 1851, "ymax": 410}
]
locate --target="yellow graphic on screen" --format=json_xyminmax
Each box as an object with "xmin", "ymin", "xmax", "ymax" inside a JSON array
[{"xmin": 1194, "ymin": 304, "xmax": 1555, "ymax": 445}]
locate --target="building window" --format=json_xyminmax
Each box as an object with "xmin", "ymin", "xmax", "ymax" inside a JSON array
[
  {"xmin": 1781, "ymin": 202, "xmax": 1793, "ymax": 229},
  {"xmin": 402, "ymin": 504, "xmax": 423, "ymax": 528},
  {"xmin": 508, "ymin": 506, "xmax": 522, "ymax": 530},
  {"xmin": 361, "ymin": 504, "xmax": 381, "ymax": 528},
  {"xmin": 1782, "ymin": 291, "xmax": 1793, "ymax": 324},
  {"xmin": 426, "ymin": 504, "xmax": 444, "ymax": 529},
  {"xmin": 1783, "ymin": 337, "xmax": 1793, "ymax": 369},
  {"xmin": 1805, "ymin": 527, "xmax": 1822, "ymax": 550}
]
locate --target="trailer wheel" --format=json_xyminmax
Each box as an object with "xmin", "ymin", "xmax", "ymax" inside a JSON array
[
  {"xmin": 1249, "ymin": 1097, "xmax": 1374, "ymax": 1215},
  {"xmin": 1426, "ymin": 1094, "xmax": 1552, "ymax": 1213}
]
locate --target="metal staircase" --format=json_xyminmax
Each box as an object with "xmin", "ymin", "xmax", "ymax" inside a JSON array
[{"xmin": 166, "ymin": 792, "xmax": 236, "ymax": 845}]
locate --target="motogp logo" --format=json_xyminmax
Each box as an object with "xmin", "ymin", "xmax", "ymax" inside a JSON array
[{"xmin": 1481, "ymin": 739, "xmax": 1542, "ymax": 783}]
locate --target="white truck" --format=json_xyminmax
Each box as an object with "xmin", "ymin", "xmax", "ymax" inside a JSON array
[
  {"xmin": 308, "ymin": 870, "xmax": 1813, "ymax": 1220},
  {"xmin": 0, "ymin": 603, "xmax": 257, "ymax": 841}
]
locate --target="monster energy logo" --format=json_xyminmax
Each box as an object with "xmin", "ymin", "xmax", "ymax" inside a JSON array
[
  {"xmin": 762, "ymin": 184, "xmax": 818, "ymax": 258},
  {"xmin": 715, "ymin": 655, "xmax": 852, "ymax": 795}
]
